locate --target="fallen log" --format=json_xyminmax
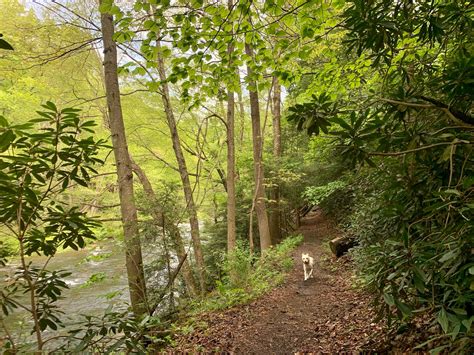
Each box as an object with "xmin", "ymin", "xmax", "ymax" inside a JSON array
[
  {"xmin": 329, "ymin": 236, "xmax": 358, "ymax": 257},
  {"xmin": 299, "ymin": 204, "xmax": 315, "ymax": 217}
]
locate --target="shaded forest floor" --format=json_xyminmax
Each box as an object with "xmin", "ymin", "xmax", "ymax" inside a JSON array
[{"xmin": 170, "ymin": 210, "xmax": 396, "ymax": 353}]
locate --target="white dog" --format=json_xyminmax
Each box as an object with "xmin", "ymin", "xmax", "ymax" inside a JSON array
[{"xmin": 302, "ymin": 253, "xmax": 314, "ymax": 281}]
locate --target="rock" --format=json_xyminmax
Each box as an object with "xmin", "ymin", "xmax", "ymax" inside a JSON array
[{"xmin": 329, "ymin": 236, "xmax": 358, "ymax": 257}]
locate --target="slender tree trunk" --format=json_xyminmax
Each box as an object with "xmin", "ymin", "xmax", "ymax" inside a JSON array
[
  {"xmin": 237, "ymin": 85, "xmax": 245, "ymax": 147},
  {"xmin": 130, "ymin": 159, "xmax": 198, "ymax": 297},
  {"xmin": 226, "ymin": 0, "xmax": 237, "ymax": 253},
  {"xmin": 269, "ymin": 77, "xmax": 282, "ymax": 244},
  {"xmin": 271, "ymin": 77, "xmax": 282, "ymax": 175},
  {"xmin": 99, "ymin": 6, "xmax": 147, "ymax": 316},
  {"xmin": 245, "ymin": 43, "xmax": 272, "ymax": 251},
  {"xmin": 226, "ymin": 97, "xmax": 237, "ymax": 252},
  {"xmin": 155, "ymin": 40, "xmax": 206, "ymax": 293}
]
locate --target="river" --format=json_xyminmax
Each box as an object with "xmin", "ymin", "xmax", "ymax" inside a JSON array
[{"xmin": 0, "ymin": 237, "xmax": 175, "ymax": 349}]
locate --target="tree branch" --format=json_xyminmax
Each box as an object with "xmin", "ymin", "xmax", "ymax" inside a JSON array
[
  {"xmin": 380, "ymin": 97, "xmax": 474, "ymax": 127},
  {"xmin": 148, "ymin": 253, "xmax": 188, "ymax": 316},
  {"xmin": 367, "ymin": 140, "xmax": 472, "ymax": 157}
]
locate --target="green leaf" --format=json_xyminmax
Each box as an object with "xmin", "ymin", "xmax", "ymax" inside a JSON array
[
  {"xmin": 302, "ymin": 27, "xmax": 315, "ymax": 39},
  {"xmin": 43, "ymin": 101, "xmax": 58, "ymax": 112},
  {"xmin": 62, "ymin": 176, "xmax": 69, "ymax": 190},
  {"xmin": 0, "ymin": 116, "xmax": 8, "ymax": 126},
  {"xmin": 395, "ymin": 299, "xmax": 412, "ymax": 317},
  {"xmin": 0, "ymin": 37, "xmax": 14, "ymax": 50},
  {"xmin": 461, "ymin": 317, "xmax": 473, "ymax": 331},
  {"xmin": 383, "ymin": 292, "xmax": 395, "ymax": 306},
  {"xmin": 387, "ymin": 271, "xmax": 398, "ymax": 280},
  {"xmin": 333, "ymin": 117, "xmax": 352, "ymax": 130},
  {"xmin": 452, "ymin": 308, "xmax": 467, "ymax": 316},
  {"xmin": 439, "ymin": 145, "xmax": 452, "ymax": 162},
  {"xmin": 437, "ymin": 308, "xmax": 449, "ymax": 333},
  {"xmin": 0, "ymin": 129, "xmax": 15, "ymax": 152},
  {"xmin": 439, "ymin": 250, "xmax": 457, "ymax": 263},
  {"xmin": 39, "ymin": 318, "xmax": 48, "ymax": 331},
  {"xmin": 443, "ymin": 189, "xmax": 461, "ymax": 196},
  {"xmin": 98, "ymin": 0, "xmax": 113, "ymax": 13}
]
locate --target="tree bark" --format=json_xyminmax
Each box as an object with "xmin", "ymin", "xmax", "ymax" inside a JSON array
[
  {"xmin": 99, "ymin": 5, "xmax": 147, "ymax": 316},
  {"xmin": 245, "ymin": 43, "xmax": 272, "ymax": 251},
  {"xmin": 155, "ymin": 40, "xmax": 206, "ymax": 293},
  {"xmin": 226, "ymin": 88, "xmax": 237, "ymax": 252},
  {"xmin": 130, "ymin": 159, "xmax": 198, "ymax": 297},
  {"xmin": 237, "ymin": 76, "xmax": 246, "ymax": 147},
  {"xmin": 226, "ymin": 0, "xmax": 237, "ymax": 253},
  {"xmin": 269, "ymin": 77, "xmax": 282, "ymax": 244}
]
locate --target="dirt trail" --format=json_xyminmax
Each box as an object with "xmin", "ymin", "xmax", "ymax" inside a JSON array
[{"xmin": 173, "ymin": 211, "xmax": 386, "ymax": 353}]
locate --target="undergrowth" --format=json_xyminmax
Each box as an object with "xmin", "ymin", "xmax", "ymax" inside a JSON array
[{"xmin": 193, "ymin": 235, "xmax": 303, "ymax": 312}]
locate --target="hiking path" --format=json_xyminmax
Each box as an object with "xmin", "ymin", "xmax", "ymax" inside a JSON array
[{"xmin": 172, "ymin": 210, "xmax": 386, "ymax": 353}]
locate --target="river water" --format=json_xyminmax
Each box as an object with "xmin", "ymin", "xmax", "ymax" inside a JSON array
[
  {"xmin": 0, "ymin": 238, "xmax": 171, "ymax": 348},
  {"xmin": 0, "ymin": 216, "xmax": 199, "ymax": 350}
]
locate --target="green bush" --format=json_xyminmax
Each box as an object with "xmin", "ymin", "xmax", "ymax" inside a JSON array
[
  {"xmin": 92, "ymin": 224, "xmax": 123, "ymax": 241},
  {"xmin": 286, "ymin": 0, "xmax": 474, "ymax": 350},
  {"xmin": 195, "ymin": 235, "xmax": 303, "ymax": 311},
  {"xmin": 348, "ymin": 155, "xmax": 474, "ymax": 351},
  {"xmin": 0, "ymin": 238, "xmax": 16, "ymax": 260},
  {"xmin": 57, "ymin": 310, "xmax": 166, "ymax": 353},
  {"xmin": 0, "ymin": 103, "xmax": 107, "ymax": 351},
  {"xmin": 302, "ymin": 180, "xmax": 347, "ymax": 206},
  {"xmin": 302, "ymin": 178, "xmax": 355, "ymax": 224}
]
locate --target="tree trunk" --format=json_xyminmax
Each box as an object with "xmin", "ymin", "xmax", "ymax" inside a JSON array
[
  {"xmin": 237, "ymin": 76, "xmax": 246, "ymax": 147},
  {"xmin": 245, "ymin": 43, "xmax": 272, "ymax": 251},
  {"xmin": 269, "ymin": 77, "xmax": 282, "ymax": 245},
  {"xmin": 226, "ymin": 0, "xmax": 237, "ymax": 253},
  {"xmin": 155, "ymin": 40, "xmax": 206, "ymax": 293},
  {"xmin": 130, "ymin": 159, "xmax": 198, "ymax": 297},
  {"xmin": 226, "ymin": 88, "xmax": 237, "ymax": 252},
  {"xmin": 99, "ymin": 5, "xmax": 147, "ymax": 316}
]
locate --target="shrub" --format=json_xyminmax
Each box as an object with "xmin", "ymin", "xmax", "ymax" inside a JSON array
[
  {"xmin": 302, "ymin": 180, "xmax": 347, "ymax": 206},
  {"xmin": 195, "ymin": 235, "xmax": 303, "ymax": 311},
  {"xmin": 349, "ymin": 156, "xmax": 474, "ymax": 351},
  {"xmin": 0, "ymin": 103, "xmax": 107, "ymax": 352}
]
